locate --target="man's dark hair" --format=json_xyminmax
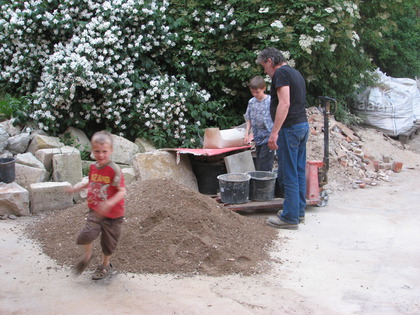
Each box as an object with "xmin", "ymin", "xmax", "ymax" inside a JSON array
[{"xmin": 256, "ymin": 47, "xmax": 286, "ymax": 66}]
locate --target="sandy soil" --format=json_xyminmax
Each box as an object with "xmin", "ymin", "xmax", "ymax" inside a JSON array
[{"xmin": 25, "ymin": 179, "xmax": 277, "ymax": 277}]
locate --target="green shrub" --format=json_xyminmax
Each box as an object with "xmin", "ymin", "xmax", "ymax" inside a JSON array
[
  {"xmin": 0, "ymin": 0, "xmax": 417, "ymax": 147},
  {"xmin": 358, "ymin": 0, "xmax": 420, "ymax": 79},
  {"xmin": 0, "ymin": 93, "xmax": 31, "ymax": 122}
]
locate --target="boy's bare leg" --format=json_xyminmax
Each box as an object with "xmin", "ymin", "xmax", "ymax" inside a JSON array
[
  {"xmin": 73, "ymin": 243, "xmax": 93, "ymax": 275},
  {"xmin": 102, "ymin": 255, "xmax": 111, "ymax": 267},
  {"xmin": 83, "ymin": 243, "xmax": 93, "ymax": 261}
]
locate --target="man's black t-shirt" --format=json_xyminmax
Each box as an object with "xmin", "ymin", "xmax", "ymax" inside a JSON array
[{"xmin": 270, "ymin": 65, "xmax": 307, "ymax": 128}]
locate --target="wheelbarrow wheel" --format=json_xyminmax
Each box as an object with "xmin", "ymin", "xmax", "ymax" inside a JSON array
[{"xmin": 316, "ymin": 190, "xmax": 329, "ymax": 207}]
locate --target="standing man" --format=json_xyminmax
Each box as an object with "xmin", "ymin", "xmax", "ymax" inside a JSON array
[{"xmin": 257, "ymin": 47, "xmax": 309, "ymax": 230}]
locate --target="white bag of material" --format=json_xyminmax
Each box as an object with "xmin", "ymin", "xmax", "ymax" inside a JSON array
[
  {"xmin": 411, "ymin": 78, "xmax": 420, "ymax": 121},
  {"xmin": 203, "ymin": 127, "xmax": 245, "ymax": 149},
  {"xmin": 354, "ymin": 70, "xmax": 415, "ymax": 136}
]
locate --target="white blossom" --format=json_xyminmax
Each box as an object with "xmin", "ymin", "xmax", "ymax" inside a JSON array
[
  {"xmin": 270, "ymin": 20, "xmax": 284, "ymax": 29},
  {"xmin": 313, "ymin": 24, "xmax": 325, "ymax": 33}
]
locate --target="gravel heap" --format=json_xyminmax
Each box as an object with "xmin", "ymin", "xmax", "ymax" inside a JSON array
[{"xmin": 26, "ymin": 178, "xmax": 278, "ymax": 276}]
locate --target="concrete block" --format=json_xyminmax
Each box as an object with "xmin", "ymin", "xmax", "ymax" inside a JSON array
[
  {"xmin": 15, "ymin": 163, "xmax": 50, "ymax": 190},
  {"xmin": 27, "ymin": 134, "xmax": 64, "ymax": 154},
  {"xmin": 30, "ymin": 182, "xmax": 73, "ymax": 214},
  {"xmin": 52, "ymin": 152, "xmax": 83, "ymax": 185},
  {"xmin": 224, "ymin": 150, "xmax": 255, "ymax": 173},
  {"xmin": 0, "ymin": 182, "xmax": 30, "ymax": 216},
  {"xmin": 35, "ymin": 146, "xmax": 80, "ymax": 172},
  {"xmin": 7, "ymin": 132, "xmax": 31, "ymax": 154},
  {"xmin": 111, "ymin": 134, "xmax": 139, "ymax": 165},
  {"xmin": 16, "ymin": 152, "xmax": 46, "ymax": 169},
  {"xmin": 132, "ymin": 151, "xmax": 198, "ymax": 191}
]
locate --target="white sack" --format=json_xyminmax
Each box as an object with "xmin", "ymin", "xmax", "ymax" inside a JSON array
[{"xmin": 354, "ymin": 69, "xmax": 416, "ymax": 136}]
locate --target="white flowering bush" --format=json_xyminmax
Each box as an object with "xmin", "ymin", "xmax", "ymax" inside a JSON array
[
  {"xmin": 0, "ymin": 0, "xmax": 417, "ymax": 147},
  {"xmin": 129, "ymin": 74, "xmax": 224, "ymax": 147}
]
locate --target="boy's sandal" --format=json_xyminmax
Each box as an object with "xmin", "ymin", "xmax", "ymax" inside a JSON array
[{"xmin": 92, "ymin": 263, "xmax": 113, "ymax": 280}]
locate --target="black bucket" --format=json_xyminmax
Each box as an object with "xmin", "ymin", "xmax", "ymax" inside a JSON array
[
  {"xmin": 0, "ymin": 158, "xmax": 16, "ymax": 184},
  {"xmin": 217, "ymin": 173, "xmax": 250, "ymax": 204},
  {"xmin": 191, "ymin": 159, "xmax": 227, "ymax": 195},
  {"xmin": 247, "ymin": 171, "xmax": 277, "ymax": 201}
]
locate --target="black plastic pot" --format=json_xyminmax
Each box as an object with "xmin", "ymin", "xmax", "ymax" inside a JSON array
[{"xmin": 0, "ymin": 158, "xmax": 16, "ymax": 183}]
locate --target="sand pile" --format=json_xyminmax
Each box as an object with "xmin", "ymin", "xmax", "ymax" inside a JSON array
[{"xmin": 26, "ymin": 178, "xmax": 278, "ymax": 276}]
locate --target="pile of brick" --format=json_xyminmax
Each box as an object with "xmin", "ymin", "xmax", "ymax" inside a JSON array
[{"xmin": 306, "ymin": 107, "xmax": 407, "ymax": 191}]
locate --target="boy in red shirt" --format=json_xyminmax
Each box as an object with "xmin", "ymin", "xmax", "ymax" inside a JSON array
[{"xmin": 67, "ymin": 131, "xmax": 126, "ymax": 280}]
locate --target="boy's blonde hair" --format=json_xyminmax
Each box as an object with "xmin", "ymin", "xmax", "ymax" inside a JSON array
[
  {"xmin": 91, "ymin": 131, "xmax": 113, "ymax": 147},
  {"xmin": 249, "ymin": 76, "xmax": 266, "ymax": 90}
]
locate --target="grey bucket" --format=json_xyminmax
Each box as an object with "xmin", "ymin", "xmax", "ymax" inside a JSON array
[
  {"xmin": 0, "ymin": 158, "xmax": 16, "ymax": 184},
  {"xmin": 247, "ymin": 171, "xmax": 277, "ymax": 201},
  {"xmin": 217, "ymin": 173, "xmax": 251, "ymax": 204}
]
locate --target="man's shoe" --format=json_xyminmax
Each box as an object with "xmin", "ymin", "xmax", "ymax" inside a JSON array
[
  {"xmin": 277, "ymin": 210, "xmax": 305, "ymax": 223},
  {"xmin": 267, "ymin": 216, "xmax": 298, "ymax": 230}
]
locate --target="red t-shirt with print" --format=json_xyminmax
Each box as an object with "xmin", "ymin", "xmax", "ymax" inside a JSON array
[{"xmin": 87, "ymin": 161, "xmax": 125, "ymax": 218}]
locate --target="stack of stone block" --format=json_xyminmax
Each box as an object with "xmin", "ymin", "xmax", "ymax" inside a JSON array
[{"xmin": 1, "ymin": 121, "xmax": 199, "ymax": 218}]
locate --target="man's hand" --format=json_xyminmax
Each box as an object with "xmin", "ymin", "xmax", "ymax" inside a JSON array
[{"xmin": 268, "ymin": 132, "xmax": 278, "ymax": 150}]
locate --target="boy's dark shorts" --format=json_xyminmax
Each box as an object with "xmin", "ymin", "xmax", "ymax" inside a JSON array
[{"xmin": 76, "ymin": 211, "xmax": 124, "ymax": 256}]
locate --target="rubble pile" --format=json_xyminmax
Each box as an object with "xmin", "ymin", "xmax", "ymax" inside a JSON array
[{"xmin": 306, "ymin": 107, "xmax": 417, "ymax": 192}]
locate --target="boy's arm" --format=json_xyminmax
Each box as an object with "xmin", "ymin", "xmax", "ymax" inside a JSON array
[
  {"xmin": 105, "ymin": 186, "xmax": 126, "ymax": 209},
  {"xmin": 244, "ymin": 120, "xmax": 253, "ymax": 144},
  {"xmin": 66, "ymin": 179, "xmax": 89, "ymax": 194},
  {"xmin": 96, "ymin": 186, "xmax": 126, "ymax": 216}
]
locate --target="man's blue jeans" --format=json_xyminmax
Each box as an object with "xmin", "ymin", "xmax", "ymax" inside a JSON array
[{"xmin": 276, "ymin": 122, "xmax": 309, "ymax": 224}]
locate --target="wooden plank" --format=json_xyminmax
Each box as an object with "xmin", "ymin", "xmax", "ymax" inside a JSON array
[
  {"xmin": 333, "ymin": 121, "xmax": 358, "ymax": 141},
  {"xmin": 218, "ymin": 198, "xmax": 284, "ymax": 212},
  {"xmin": 398, "ymin": 124, "xmax": 420, "ymax": 144}
]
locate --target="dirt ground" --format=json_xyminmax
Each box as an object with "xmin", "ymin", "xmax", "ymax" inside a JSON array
[{"xmin": 1, "ymin": 122, "xmax": 420, "ymax": 314}]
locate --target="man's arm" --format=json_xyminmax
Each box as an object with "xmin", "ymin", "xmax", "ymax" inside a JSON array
[{"xmin": 268, "ymin": 85, "xmax": 290, "ymax": 150}]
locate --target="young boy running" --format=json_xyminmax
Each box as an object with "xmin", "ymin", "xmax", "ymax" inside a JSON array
[{"xmin": 67, "ymin": 131, "xmax": 126, "ymax": 280}]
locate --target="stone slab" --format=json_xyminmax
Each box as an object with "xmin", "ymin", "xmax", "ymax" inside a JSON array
[
  {"xmin": 224, "ymin": 150, "xmax": 255, "ymax": 173},
  {"xmin": 52, "ymin": 152, "xmax": 83, "ymax": 186},
  {"xmin": 30, "ymin": 182, "xmax": 73, "ymax": 214},
  {"xmin": 132, "ymin": 151, "xmax": 198, "ymax": 191},
  {"xmin": 0, "ymin": 182, "xmax": 30, "ymax": 216}
]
